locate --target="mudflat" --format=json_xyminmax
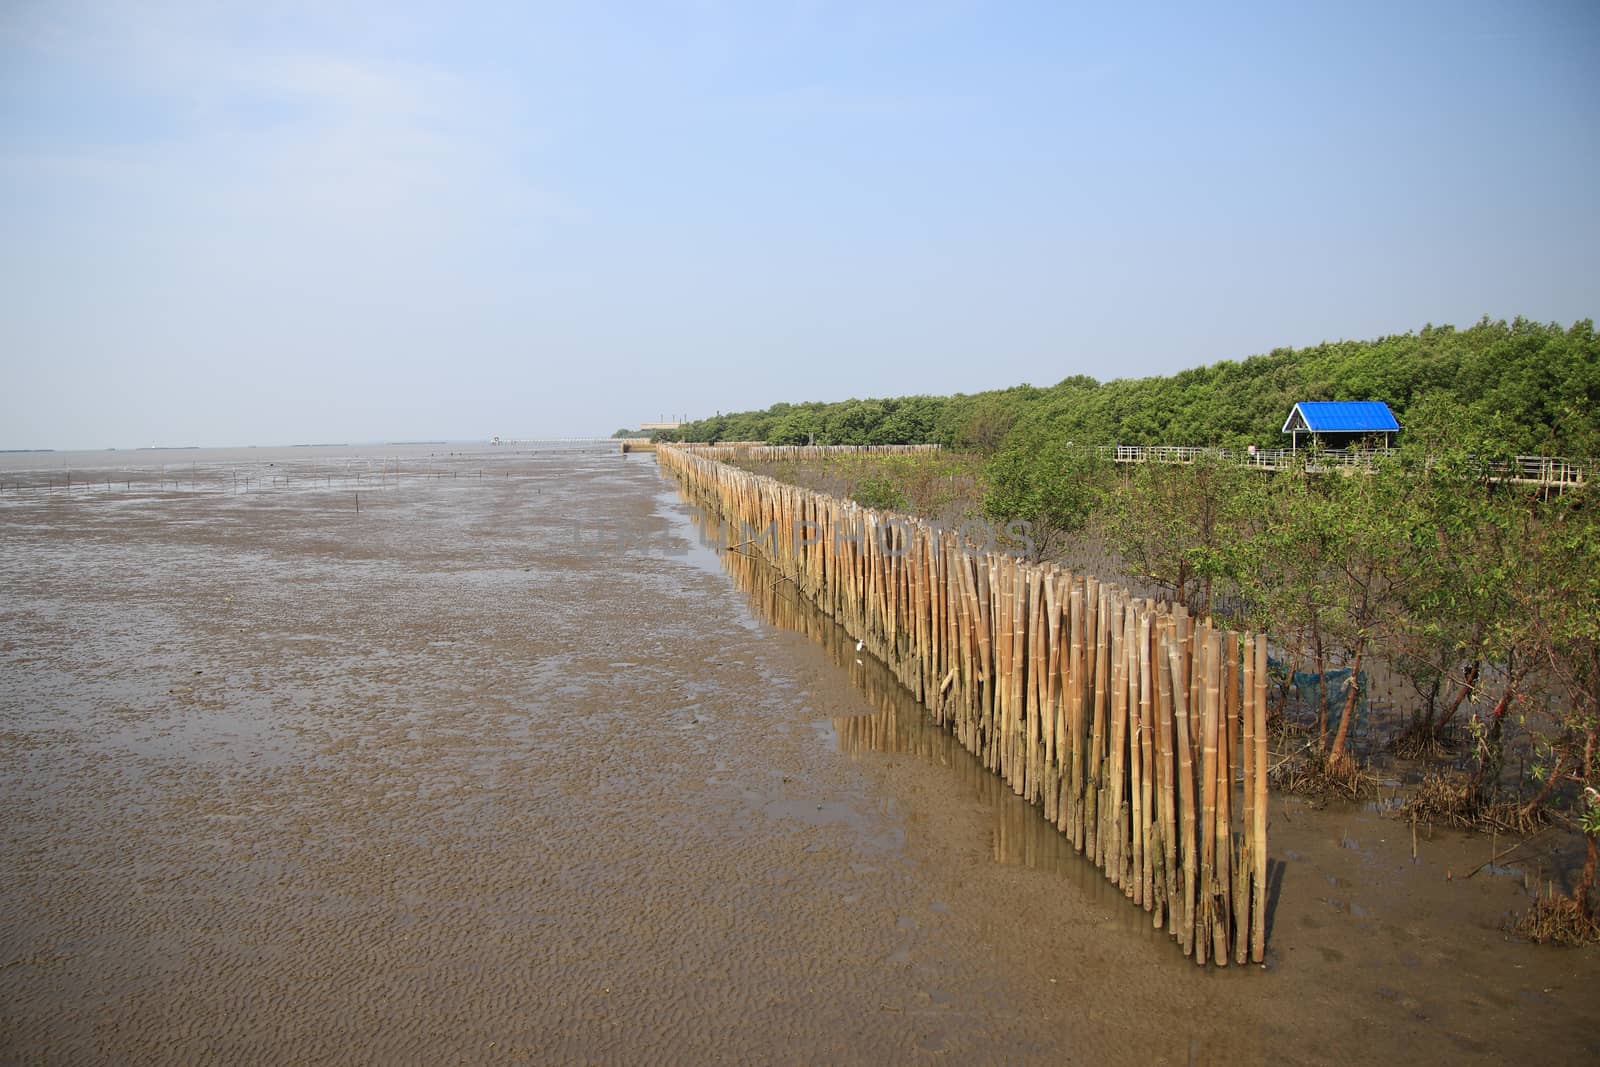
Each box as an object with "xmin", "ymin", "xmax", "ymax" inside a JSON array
[{"xmin": 2, "ymin": 446, "xmax": 1596, "ymax": 1064}]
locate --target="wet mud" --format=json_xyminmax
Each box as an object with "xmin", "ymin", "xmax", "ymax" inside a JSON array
[{"xmin": 1, "ymin": 446, "xmax": 1596, "ymax": 1064}]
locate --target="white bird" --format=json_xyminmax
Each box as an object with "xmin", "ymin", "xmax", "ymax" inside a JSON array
[{"xmin": 855, "ymin": 640, "xmax": 864, "ymax": 652}]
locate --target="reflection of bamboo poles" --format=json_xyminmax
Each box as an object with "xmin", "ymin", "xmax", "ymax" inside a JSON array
[{"xmin": 659, "ymin": 445, "xmax": 1270, "ymax": 966}]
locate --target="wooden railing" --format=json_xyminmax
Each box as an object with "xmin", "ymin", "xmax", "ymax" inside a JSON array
[
  {"xmin": 1103, "ymin": 445, "xmax": 1588, "ymax": 488},
  {"xmin": 664, "ymin": 441, "xmax": 1587, "ymax": 489}
]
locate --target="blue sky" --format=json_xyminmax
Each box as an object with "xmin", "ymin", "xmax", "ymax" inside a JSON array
[{"xmin": 2, "ymin": 1, "xmax": 1596, "ymax": 448}]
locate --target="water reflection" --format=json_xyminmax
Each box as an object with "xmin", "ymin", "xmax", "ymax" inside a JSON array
[{"xmin": 671, "ymin": 481, "xmax": 1164, "ymax": 938}]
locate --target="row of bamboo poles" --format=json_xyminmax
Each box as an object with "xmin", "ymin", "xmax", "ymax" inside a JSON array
[
  {"xmin": 660, "ymin": 444, "xmax": 1270, "ymax": 965},
  {"xmin": 714, "ymin": 510, "xmax": 1121, "ymax": 880},
  {"xmin": 679, "ymin": 444, "xmax": 941, "ymax": 461}
]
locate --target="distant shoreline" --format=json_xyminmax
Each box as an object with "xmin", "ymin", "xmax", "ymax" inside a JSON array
[{"xmin": 0, "ymin": 437, "xmax": 621, "ymax": 453}]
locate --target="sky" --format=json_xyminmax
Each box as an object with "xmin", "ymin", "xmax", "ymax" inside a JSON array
[{"xmin": 2, "ymin": 1, "xmax": 1597, "ymax": 449}]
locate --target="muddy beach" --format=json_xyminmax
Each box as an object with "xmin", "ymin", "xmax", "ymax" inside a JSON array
[{"xmin": 2, "ymin": 446, "xmax": 1596, "ymax": 1064}]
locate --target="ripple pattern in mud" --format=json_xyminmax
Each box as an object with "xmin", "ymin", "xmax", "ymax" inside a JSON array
[{"xmin": 4, "ymin": 448, "xmax": 1599, "ymax": 1065}]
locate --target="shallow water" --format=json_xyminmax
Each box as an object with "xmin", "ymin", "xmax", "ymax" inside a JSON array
[{"xmin": 1, "ymin": 446, "xmax": 1596, "ymax": 1064}]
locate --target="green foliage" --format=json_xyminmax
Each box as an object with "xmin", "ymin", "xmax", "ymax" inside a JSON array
[
  {"xmin": 952, "ymin": 388, "xmax": 1039, "ymax": 453},
  {"xmin": 1103, "ymin": 456, "xmax": 1265, "ymax": 614},
  {"xmin": 851, "ymin": 475, "xmax": 909, "ymax": 512},
  {"xmin": 824, "ymin": 399, "xmax": 887, "ymax": 445},
  {"xmin": 983, "ymin": 429, "xmax": 1111, "ymax": 558},
  {"xmin": 668, "ymin": 318, "xmax": 1598, "ymax": 453},
  {"xmin": 736, "ymin": 388, "xmax": 1600, "ymax": 835},
  {"xmin": 1519, "ymin": 487, "xmax": 1600, "ymax": 791},
  {"xmin": 1389, "ymin": 415, "xmax": 1528, "ymax": 707},
  {"xmin": 874, "ymin": 396, "xmax": 943, "ymax": 445},
  {"xmin": 766, "ymin": 404, "xmax": 826, "ymax": 446}
]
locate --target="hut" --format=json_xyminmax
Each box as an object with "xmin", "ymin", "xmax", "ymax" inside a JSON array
[{"xmin": 1281, "ymin": 401, "xmax": 1399, "ymax": 454}]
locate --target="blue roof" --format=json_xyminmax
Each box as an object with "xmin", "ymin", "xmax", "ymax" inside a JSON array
[{"xmin": 1283, "ymin": 401, "xmax": 1399, "ymax": 434}]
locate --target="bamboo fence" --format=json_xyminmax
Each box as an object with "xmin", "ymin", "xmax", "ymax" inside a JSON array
[
  {"xmin": 660, "ymin": 443, "xmax": 1270, "ymax": 965},
  {"xmin": 709, "ymin": 504, "xmax": 1144, "ymax": 882},
  {"xmin": 675, "ymin": 444, "xmax": 942, "ymax": 461}
]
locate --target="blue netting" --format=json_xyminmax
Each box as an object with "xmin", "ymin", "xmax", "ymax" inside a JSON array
[{"xmin": 1268, "ymin": 655, "xmax": 1370, "ymax": 736}]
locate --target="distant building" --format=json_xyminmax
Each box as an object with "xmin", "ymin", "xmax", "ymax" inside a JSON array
[
  {"xmin": 639, "ymin": 421, "xmax": 682, "ymax": 432},
  {"xmin": 1281, "ymin": 401, "xmax": 1399, "ymax": 452}
]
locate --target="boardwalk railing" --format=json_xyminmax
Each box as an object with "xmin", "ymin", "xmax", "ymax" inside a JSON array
[
  {"xmin": 671, "ymin": 441, "xmax": 1587, "ymax": 490},
  {"xmin": 1104, "ymin": 444, "xmax": 1588, "ymax": 488},
  {"xmin": 659, "ymin": 443, "xmax": 1271, "ymax": 966}
]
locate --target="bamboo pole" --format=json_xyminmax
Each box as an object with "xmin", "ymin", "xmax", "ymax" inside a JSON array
[
  {"xmin": 1055, "ymin": 573, "xmax": 1072, "ymax": 833},
  {"xmin": 974, "ymin": 556, "xmax": 995, "ymax": 768},
  {"xmin": 1238, "ymin": 633, "xmax": 1256, "ymax": 965},
  {"xmin": 1105, "ymin": 596, "xmax": 1127, "ymax": 878},
  {"xmin": 1136, "ymin": 610, "xmax": 1153, "ymax": 910},
  {"xmin": 1156, "ymin": 616, "xmax": 1177, "ymax": 931},
  {"xmin": 1253, "ymin": 635, "xmax": 1269, "ymax": 964},
  {"xmin": 1087, "ymin": 580, "xmax": 1106, "ymax": 861},
  {"xmin": 1168, "ymin": 631, "xmax": 1197, "ymax": 958},
  {"xmin": 1025, "ymin": 568, "xmax": 1041, "ymax": 804},
  {"xmin": 1206, "ymin": 629, "xmax": 1228, "ymax": 965},
  {"xmin": 1193, "ymin": 630, "xmax": 1214, "ymax": 965},
  {"xmin": 1118, "ymin": 601, "xmax": 1136, "ymax": 892},
  {"xmin": 1220, "ymin": 631, "xmax": 1240, "ymax": 964},
  {"xmin": 1126, "ymin": 606, "xmax": 1142, "ymax": 900},
  {"xmin": 1043, "ymin": 575, "xmax": 1061, "ymax": 823},
  {"xmin": 1067, "ymin": 581, "xmax": 1086, "ymax": 848},
  {"xmin": 1008, "ymin": 557, "xmax": 1026, "ymax": 795},
  {"xmin": 994, "ymin": 556, "xmax": 1010, "ymax": 779}
]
